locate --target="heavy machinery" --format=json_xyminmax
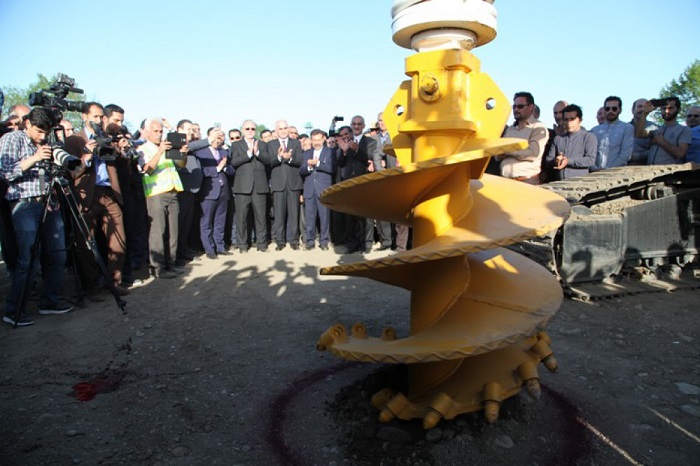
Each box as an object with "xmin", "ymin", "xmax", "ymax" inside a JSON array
[
  {"xmin": 316, "ymin": 0, "xmax": 571, "ymax": 428},
  {"xmin": 534, "ymin": 163, "xmax": 700, "ymax": 300}
]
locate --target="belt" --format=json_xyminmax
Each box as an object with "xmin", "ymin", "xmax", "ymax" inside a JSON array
[
  {"xmin": 10, "ymin": 196, "xmax": 44, "ymax": 206},
  {"xmin": 94, "ymin": 185, "xmax": 113, "ymax": 196},
  {"xmin": 510, "ymin": 174, "xmax": 540, "ymax": 182}
]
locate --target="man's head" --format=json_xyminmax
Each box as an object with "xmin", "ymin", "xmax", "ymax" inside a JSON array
[
  {"xmin": 310, "ymin": 129, "xmax": 326, "ymax": 150},
  {"xmin": 300, "ymin": 134, "xmax": 311, "ymax": 151},
  {"xmin": 660, "ymin": 96, "xmax": 681, "ymax": 123},
  {"xmin": 207, "ymin": 126, "xmax": 225, "ymax": 148},
  {"xmin": 191, "ymin": 123, "xmax": 201, "ymax": 141},
  {"xmin": 596, "ymin": 107, "xmax": 606, "ymax": 125},
  {"xmin": 603, "ymin": 96, "xmax": 622, "ymax": 123},
  {"xmin": 176, "ymin": 119, "xmax": 193, "ymax": 142},
  {"xmin": 81, "ymin": 102, "xmax": 104, "ymax": 134},
  {"xmin": 327, "ymin": 135, "xmax": 337, "ymax": 148},
  {"xmin": 241, "ymin": 120, "xmax": 257, "ymax": 141},
  {"xmin": 377, "ymin": 112, "xmax": 387, "ymax": 132},
  {"xmin": 288, "ymin": 125, "xmax": 299, "ymax": 139},
  {"xmin": 146, "ymin": 118, "xmax": 163, "ymax": 145},
  {"xmin": 260, "ymin": 129, "xmax": 272, "ymax": 142},
  {"xmin": 338, "ymin": 125, "xmax": 352, "ymax": 142},
  {"xmin": 25, "ymin": 107, "xmax": 57, "ymax": 145},
  {"xmin": 229, "ymin": 129, "xmax": 241, "ymax": 143},
  {"xmin": 685, "ymin": 105, "xmax": 700, "ymax": 128},
  {"xmin": 553, "ymin": 100, "xmax": 568, "ymax": 127},
  {"xmin": 60, "ymin": 119, "xmax": 74, "ymax": 137},
  {"xmin": 632, "ymin": 98, "xmax": 648, "ymax": 119},
  {"xmin": 512, "ymin": 92, "xmax": 535, "ymax": 124},
  {"xmin": 104, "ymin": 104, "xmax": 125, "ymax": 129},
  {"xmin": 562, "ymin": 104, "xmax": 583, "ymax": 134},
  {"xmin": 7, "ymin": 104, "xmax": 30, "ymax": 131},
  {"xmin": 275, "ymin": 120, "xmax": 289, "ymax": 139},
  {"xmin": 350, "ymin": 115, "xmax": 365, "ymax": 137}
]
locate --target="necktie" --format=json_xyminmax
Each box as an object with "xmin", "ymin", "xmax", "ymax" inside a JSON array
[{"xmin": 281, "ymin": 140, "xmax": 287, "ymax": 151}]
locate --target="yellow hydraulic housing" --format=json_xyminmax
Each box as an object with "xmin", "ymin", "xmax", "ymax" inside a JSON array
[{"xmin": 317, "ymin": 0, "xmax": 570, "ymax": 428}]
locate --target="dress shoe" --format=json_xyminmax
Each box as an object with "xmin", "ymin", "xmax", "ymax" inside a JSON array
[
  {"xmin": 239, "ymin": 247, "xmax": 248, "ymax": 254},
  {"xmin": 290, "ymin": 244, "xmax": 299, "ymax": 250},
  {"xmin": 305, "ymin": 244, "xmax": 315, "ymax": 250},
  {"xmin": 170, "ymin": 265, "xmax": 186, "ymax": 275},
  {"xmin": 218, "ymin": 250, "xmax": 232, "ymax": 256},
  {"xmin": 275, "ymin": 244, "xmax": 285, "ymax": 251},
  {"xmin": 206, "ymin": 252, "xmax": 218, "ymax": 259},
  {"xmin": 155, "ymin": 269, "xmax": 177, "ymax": 279},
  {"xmin": 320, "ymin": 245, "xmax": 329, "ymax": 251},
  {"xmin": 257, "ymin": 246, "xmax": 268, "ymax": 252},
  {"xmin": 377, "ymin": 244, "xmax": 392, "ymax": 251}
]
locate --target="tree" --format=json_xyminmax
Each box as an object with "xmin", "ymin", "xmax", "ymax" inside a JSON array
[
  {"xmin": 659, "ymin": 59, "xmax": 700, "ymax": 116},
  {"xmin": 2, "ymin": 73, "xmax": 85, "ymax": 128}
]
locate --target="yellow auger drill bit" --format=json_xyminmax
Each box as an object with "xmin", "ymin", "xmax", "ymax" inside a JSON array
[{"xmin": 317, "ymin": 0, "xmax": 570, "ymax": 428}]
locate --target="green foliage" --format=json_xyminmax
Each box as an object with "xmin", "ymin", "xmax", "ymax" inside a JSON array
[
  {"xmin": 2, "ymin": 73, "xmax": 85, "ymax": 128},
  {"xmin": 659, "ymin": 59, "xmax": 700, "ymax": 116}
]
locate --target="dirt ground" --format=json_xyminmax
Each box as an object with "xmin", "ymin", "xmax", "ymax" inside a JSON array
[{"xmin": 1, "ymin": 246, "xmax": 698, "ymax": 465}]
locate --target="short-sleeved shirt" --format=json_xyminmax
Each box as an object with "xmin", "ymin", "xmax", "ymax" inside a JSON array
[{"xmin": 647, "ymin": 122, "xmax": 692, "ymax": 165}]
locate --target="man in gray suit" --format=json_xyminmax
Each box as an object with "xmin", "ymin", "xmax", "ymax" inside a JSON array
[
  {"xmin": 267, "ymin": 120, "xmax": 303, "ymax": 250},
  {"xmin": 230, "ymin": 120, "xmax": 271, "ymax": 252}
]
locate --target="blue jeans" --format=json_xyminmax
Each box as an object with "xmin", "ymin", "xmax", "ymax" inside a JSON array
[{"xmin": 6, "ymin": 200, "xmax": 66, "ymax": 314}]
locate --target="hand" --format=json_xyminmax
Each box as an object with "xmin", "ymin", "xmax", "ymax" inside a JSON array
[
  {"xmin": 348, "ymin": 140, "xmax": 359, "ymax": 152},
  {"xmin": 34, "ymin": 145, "xmax": 52, "ymax": 163},
  {"xmin": 158, "ymin": 140, "xmax": 172, "ymax": 154},
  {"xmin": 217, "ymin": 156, "xmax": 228, "ymax": 171},
  {"xmin": 278, "ymin": 145, "xmax": 291, "ymax": 160},
  {"xmin": 643, "ymin": 101, "xmax": 654, "ymax": 116},
  {"xmin": 307, "ymin": 158, "xmax": 318, "ymax": 167},
  {"xmin": 368, "ymin": 160, "xmax": 375, "ymax": 173},
  {"xmin": 252, "ymin": 140, "xmax": 259, "ymax": 155},
  {"xmin": 338, "ymin": 139, "xmax": 350, "ymax": 153},
  {"xmin": 85, "ymin": 139, "xmax": 97, "ymax": 153},
  {"xmin": 208, "ymin": 128, "xmax": 224, "ymax": 145},
  {"xmin": 161, "ymin": 118, "xmax": 172, "ymax": 131},
  {"xmin": 554, "ymin": 153, "xmax": 568, "ymax": 170},
  {"xmin": 651, "ymin": 133, "xmax": 665, "ymax": 146},
  {"xmin": 180, "ymin": 143, "xmax": 189, "ymax": 153}
]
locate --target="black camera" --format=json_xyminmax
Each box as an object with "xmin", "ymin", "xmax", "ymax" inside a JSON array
[
  {"xmin": 650, "ymin": 98, "xmax": 669, "ymax": 108},
  {"xmin": 28, "ymin": 73, "xmax": 84, "ymax": 115}
]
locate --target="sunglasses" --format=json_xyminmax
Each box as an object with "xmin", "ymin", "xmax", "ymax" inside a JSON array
[
  {"xmin": 243, "ymin": 127, "xmax": 255, "ymax": 130},
  {"xmin": 686, "ymin": 114, "xmax": 700, "ymax": 119},
  {"xmin": 604, "ymin": 106, "xmax": 619, "ymax": 112},
  {"xmin": 231, "ymin": 136, "xmax": 241, "ymax": 140},
  {"xmin": 512, "ymin": 104, "xmax": 528, "ymax": 110}
]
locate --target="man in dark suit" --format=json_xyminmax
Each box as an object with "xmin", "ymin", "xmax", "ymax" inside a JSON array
[
  {"xmin": 337, "ymin": 116, "xmax": 377, "ymax": 253},
  {"xmin": 300, "ymin": 129, "xmax": 336, "ymax": 250},
  {"xmin": 267, "ymin": 119, "xmax": 303, "ymax": 250},
  {"xmin": 193, "ymin": 128, "xmax": 234, "ymax": 259},
  {"xmin": 174, "ymin": 119, "xmax": 203, "ymax": 264},
  {"xmin": 230, "ymin": 120, "xmax": 270, "ymax": 252}
]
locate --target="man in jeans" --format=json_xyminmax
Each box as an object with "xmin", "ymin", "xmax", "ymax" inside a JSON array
[{"xmin": 0, "ymin": 107, "xmax": 74, "ymax": 326}]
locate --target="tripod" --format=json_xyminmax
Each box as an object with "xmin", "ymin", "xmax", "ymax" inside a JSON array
[{"xmin": 10, "ymin": 169, "xmax": 126, "ymax": 328}]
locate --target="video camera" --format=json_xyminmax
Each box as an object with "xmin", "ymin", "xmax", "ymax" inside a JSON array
[{"xmin": 28, "ymin": 74, "xmax": 83, "ymax": 172}]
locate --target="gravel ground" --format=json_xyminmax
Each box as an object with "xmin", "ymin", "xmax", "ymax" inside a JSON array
[{"xmin": 1, "ymin": 246, "xmax": 698, "ymax": 465}]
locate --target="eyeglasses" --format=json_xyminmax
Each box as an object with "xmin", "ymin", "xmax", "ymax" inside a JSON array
[
  {"xmin": 512, "ymin": 104, "xmax": 528, "ymax": 110},
  {"xmin": 686, "ymin": 114, "xmax": 700, "ymax": 119},
  {"xmin": 604, "ymin": 106, "xmax": 619, "ymax": 112},
  {"xmin": 243, "ymin": 127, "xmax": 255, "ymax": 130}
]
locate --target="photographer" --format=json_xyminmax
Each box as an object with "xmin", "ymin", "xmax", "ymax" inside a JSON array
[
  {"xmin": 634, "ymin": 96, "xmax": 691, "ymax": 165},
  {"xmin": 0, "ymin": 107, "xmax": 74, "ymax": 326},
  {"xmin": 65, "ymin": 102, "xmax": 129, "ymax": 297}
]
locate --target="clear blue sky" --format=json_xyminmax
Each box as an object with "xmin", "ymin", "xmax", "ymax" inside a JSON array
[{"xmin": 1, "ymin": 0, "xmax": 698, "ymax": 132}]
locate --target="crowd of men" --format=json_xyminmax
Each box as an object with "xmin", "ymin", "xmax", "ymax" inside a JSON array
[{"xmin": 0, "ymin": 90, "xmax": 698, "ymax": 328}]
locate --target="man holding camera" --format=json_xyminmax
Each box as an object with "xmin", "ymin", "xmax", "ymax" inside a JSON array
[
  {"xmin": 66, "ymin": 102, "xmax": 129, "ymax": 296},
  {"xmin": 635, "ymin": 96, "xmax": 691, "ymax": 165},
  {"xmin": 0, "ymin": 107, "xmax": 73, "ymax": 326}
]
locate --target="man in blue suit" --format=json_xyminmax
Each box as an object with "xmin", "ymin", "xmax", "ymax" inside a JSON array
[
  {"xmin": 300, "ymin": 129, "xmax": 336, "ymax": 250},
  {"xmin": 193, "ymin": 128, "xmax": 234, "ymax": 259}
]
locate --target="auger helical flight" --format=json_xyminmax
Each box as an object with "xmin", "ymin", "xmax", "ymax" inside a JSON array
[{"xmin": 317, "ymin": 0, "xmax": 571, "ymax": 428}]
